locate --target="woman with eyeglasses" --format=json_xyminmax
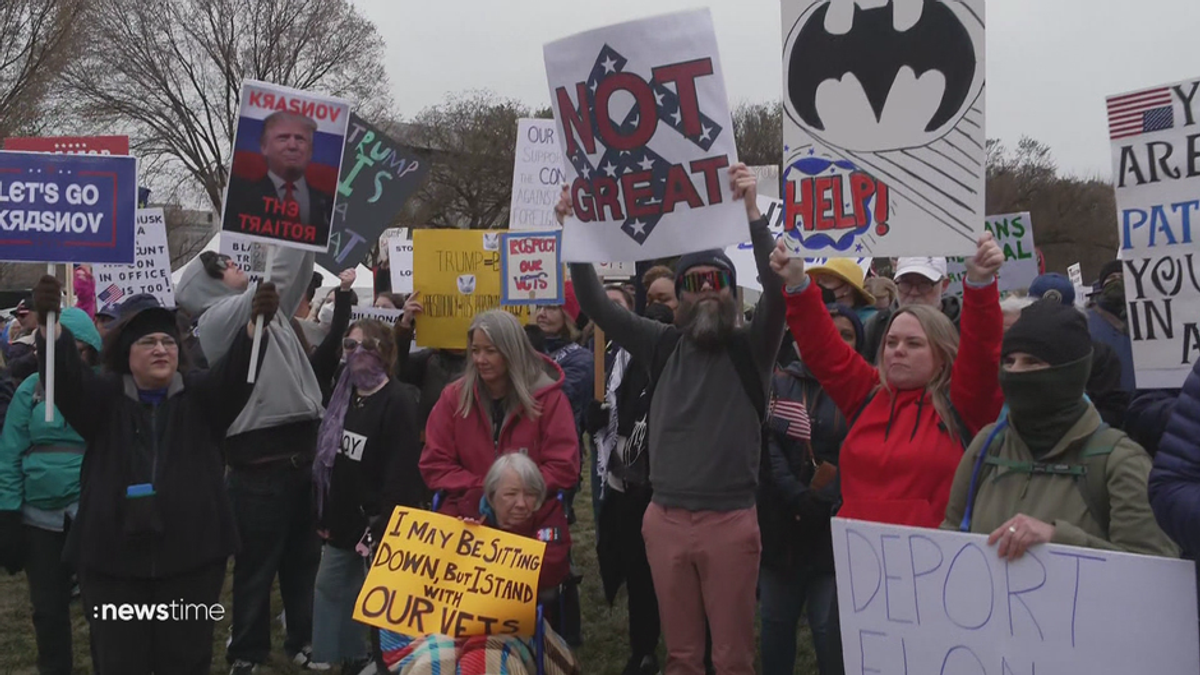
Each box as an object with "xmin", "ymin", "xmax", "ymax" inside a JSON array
[
  {"xmin": 310, "ymin": 318, "xmax": 422, "ymax": 672},
  {"xmin": 28, "ymin": 274, "xmax": 276, "ymax": 674}
]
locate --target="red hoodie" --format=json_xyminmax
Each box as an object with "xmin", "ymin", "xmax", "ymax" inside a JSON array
[
  {"xmin": 786, "ymin": 280, "xmax": 1003, "ymax": 528},
  {"xmin": 420, "ymin": 354, "xmax": 581, "ymax": 514}
]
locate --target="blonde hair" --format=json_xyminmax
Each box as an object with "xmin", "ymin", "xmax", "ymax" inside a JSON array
[
  {"xmin": 876, "ymin": 304, "xmax": 962, "ymax": 444},
  {"xmin": 457, "ymin": 310, "xmax": 544, "ymax": 420}
]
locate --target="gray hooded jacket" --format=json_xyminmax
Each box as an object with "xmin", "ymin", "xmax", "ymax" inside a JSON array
[{"xmin": 175, "ymin": 246, "xmax": 324, "ymax": 437}]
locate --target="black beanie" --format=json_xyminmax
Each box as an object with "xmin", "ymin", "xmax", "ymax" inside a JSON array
[
  {"xmin": 675, "ymin": 249, "xmax": 737, "ymax": 294},
  {"xmin": 1002, "ymin": 298, "xmax": 1092, "ymax": 366},
  {"xmin": 109, "ymin": 306, "xmax": 181, "ymax": 374},
  {"xmin": 1097, "ymin": 260, "xmax": 1124, "ymax": 286}
]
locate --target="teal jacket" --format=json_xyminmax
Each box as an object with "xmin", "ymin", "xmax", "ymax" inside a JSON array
[{"xmin": 0, "ymin": 373, "xmax": 86, "ymax": 512}]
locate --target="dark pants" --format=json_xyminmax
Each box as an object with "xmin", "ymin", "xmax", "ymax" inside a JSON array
[
  {"xmin": 81, "ymin": 560, "xmax": 226, "ymax": 675},
  {"xmin": 26, "ymin": 525, "xmax": 74, "ymax": 675},
  {"xmin": 226, "ymin": 462, "xmax": 322, "ymax": 664},
  {"xmin": 603, "ymin": 488, "xmax": 661, "ymax": 659},
  {"xmin": 758, "ymin": 564, "xmax": 843, "ymax": 675}
]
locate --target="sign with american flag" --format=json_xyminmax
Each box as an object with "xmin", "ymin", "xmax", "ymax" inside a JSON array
[
  {"xmin": 1108, "ymin": 76, "xmax": 1200, "ymax": 389},
  {"xmin": 93, "ymin": 208, "xmax": 175, "ymax": 313},
  {"xmin": 543, "ymin": 9, "xmax": 744, "ymax": 263},
  {"xmin": 97, "ymin": 283, "xmax": 123, "ymax": 306}
]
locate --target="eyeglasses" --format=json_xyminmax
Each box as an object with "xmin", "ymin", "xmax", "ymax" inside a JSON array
[
  {"xmin": 133, "ymin": 336, "xmax": 178, "ymax": 350},
  {"xmin": 679, "ymin": 270, "xmax": 733, "ymax": 294},
  {"xmin": 897, "ymin": 277, "xmax": 937, "ymax": 294},
  {"xmin": 342, "ymin": 337, "xmax": 380, "ymax": 352}
]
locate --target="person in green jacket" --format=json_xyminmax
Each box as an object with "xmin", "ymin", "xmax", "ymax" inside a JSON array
[
  {"xmin": 942, "ymin": 299, "xmax": 1178, "ymax": 560},
  {"xmin": 0, "ymin": 307, "xmax": 102, "ymax": 675}
]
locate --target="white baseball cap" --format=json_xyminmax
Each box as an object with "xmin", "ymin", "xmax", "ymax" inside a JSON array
[{"xmin": 894, "ymin": 257, "xmax": 948, "ymax": 282}]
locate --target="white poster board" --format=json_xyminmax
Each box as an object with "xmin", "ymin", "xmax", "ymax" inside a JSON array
[
  {"xmin": 594, "ymin": 262, "xmax": 637, "ymax": 279},
  {"xmin": 1109, "ymin": 76, "xmax": 1200, "ymax": 388},
  {"xmin": 221, "ymin": 232, "xmax": 267, "ymax": 285},
  {"xmin": 750, "ymin": 165, "xmax": 781, "ymax": 200},
  {"xmin": 509, "ymin": 119, "xmax": 565, "ymax": 231},
  {"xmin": 833, "ymin": 518, "xmax": 1199, "ymax": 675},
  {"xmin": 500, "ymin": 231, "xmax": 564, "ymax": 305},
  {"xmin": 544, "ymin": 9, "xmax": 744, "ymax": 263},
  {"xmin": 780, "ymin": 0, "xmax": 985, "ymax": 258},
  {"xmin": 349, "ymin": 305, "xmax": 402, "ymax": 327},
  {"xmin": 93, "ymin": 208, "xmax": 175, "ymax": 311},
  {"xmin": 387, "ymin": 229, "xmax": 414, "ymax": 295},
  {"xmin": 945, "ymin": 212, "xmax": 1038, "ymax": 295}
]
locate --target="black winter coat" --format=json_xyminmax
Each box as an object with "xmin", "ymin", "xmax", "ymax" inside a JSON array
[{"xmin": 40, "ymin": 325, "xmax": 259, "ymax": 579}]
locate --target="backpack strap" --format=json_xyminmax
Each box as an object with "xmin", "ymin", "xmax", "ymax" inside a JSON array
[{"xmin": 1076, "ymin": 424, "xmax": 1123, "ymax": 537}]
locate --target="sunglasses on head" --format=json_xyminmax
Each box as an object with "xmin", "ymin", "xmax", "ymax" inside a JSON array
[
  {"xmin": 342, "ymin": 337, "xmax": 380, "ymax": 352},
  {"xmin": 679, "ymin": 269, "xmax": 733, "ymax": 294}
]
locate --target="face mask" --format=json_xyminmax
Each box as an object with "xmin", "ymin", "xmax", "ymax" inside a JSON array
[
  {"xmin": 1100, "ymin": 279, "xmax": 1126, "ymax": 316},
  {"xmin": 345, "ymin": 347, "xmax": 388, "ymax": 390},
  {"xmin": 998, "ymin": 356, "xmax": 1090, "ymax": 456},
  {"xmin": 318, "ymin": 303, "xmax": 334, "ymax": 326}
]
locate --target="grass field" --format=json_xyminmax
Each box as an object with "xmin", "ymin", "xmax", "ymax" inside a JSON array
[{"xmin": 0, "ymin": 478, "xmax": 819, "ymax": 674}]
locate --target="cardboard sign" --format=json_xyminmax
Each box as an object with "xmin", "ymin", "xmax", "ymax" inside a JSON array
[
  {"xmin": 1067, "ymin": 262, "xmax": 1084, "ymax": 288},
  {"xmin": 353, "ymin": 507, "xmax": 546, "ymax": 638},
  {"xmin": 833, "ymin": 518, "xmax": 1199, "ymax": 674},
  {"xmin": 0, "ymin": 151, "xmax": 137, "ymax": 264},
  {"xmin": 1109, "ymin": 76, "xmax": 1200, "ymax": 388},
  {"xmin": 319, "ymin": 115, "xmax": 430, "ymax": 271},
  {"xmin": 413, "ymin": 230, "xmax": 530, "ymax": 349},
  {"xmin": 509, "ymin": 119, "xmax": 565, "ymax": 231},
  {"xmin": 93, "ymin": 208, "xmax": 175, "ymax": 310},
  {"xmin": 750, "ymin": 165, "xmax": 781, "ymax": 200},
  {"xmin": 500, "ymin": 231, "xmax": 564, "ymax": 305},
  {"xmin": 349, "ymin": 305, "xmax": 402, "ymax": 327},
  {"xmin": 221, "ymin": 80, "xmax": 351, "ymax": 252},
  {"xmin": 221, "ymin": 232, "xmax": 268, "ymax": 286},
  {"xmin": 945, "ymin": 212, "xmax": 1038, "ymax": 295},
  {"xmin": 544, "ymin": 8, "xmax": 745, "ymax": 263},
  {"xmin": 781, "ymin": 0, "xmax": 986, "ymax": 257},
  {"xmin": 387, "ymin": 229, "xmax": 415, "ymax": 295},
  {"xmin": 4, "ymin": 136, "xmax": 130, "ymax": 156}
]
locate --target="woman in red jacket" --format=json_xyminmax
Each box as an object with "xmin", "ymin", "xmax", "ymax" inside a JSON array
[
  {"xmin": 420, "ymin": 310, "xmax": 580, "ymax": 517},
  {"xmin": 769, "ymin": 236, "xmax": 1005, "ymax": 528}
]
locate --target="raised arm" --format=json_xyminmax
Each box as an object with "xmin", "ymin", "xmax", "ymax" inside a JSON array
[
  {"xmin": 193, "ymin": 284, "xmax": 276, "ymax": 433},
  {"xmin": 271, "ymin": 246, "xmax": 316, "ymax": 320},
  {"xmin": 731, "ymin": 164, "xmax": 786, "ymax": 374},
  {"xmin": 567, "ymin": 263, "xmax": 666, "ymax": 365},
  {"xmin": 32, "ymin": 277, "xmax": 111, "ymax": 441},
  {"xmin": 311, "ymin": 272, "xmax": 356, "ymax": 389},
  {"xmin": 949, "ymin": 235, "xmax": 1004, "ymax": 436}
]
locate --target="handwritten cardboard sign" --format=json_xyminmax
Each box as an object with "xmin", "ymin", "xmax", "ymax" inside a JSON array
[
  {"xmin": 93, "ymin": 208, "xmax": 175, "ymax": 310},
  {"xmin": 833, "ymin": 518, "xmax": 1199, "ymax": 674},
  {"xmin": 509, "ymin": 119, "xmax": 565, "ymax": 231},
  {"xmin": 945, "ymin": 212, "xmax": 1038, "ymax": 295},
  {"xmin": 500, "ymin": 231, "xmax": 563, "ymax": 305},
  {"xmin": 353, "ymin": 507, "xmax": 546, "ymax": 638}
]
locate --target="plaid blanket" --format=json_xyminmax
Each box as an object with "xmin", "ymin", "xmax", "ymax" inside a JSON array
[{"xmin": 379, "ymin": 624, "xmax": 579, "ymax": 675}]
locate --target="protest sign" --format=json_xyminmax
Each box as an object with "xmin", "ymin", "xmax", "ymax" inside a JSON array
[
  {"xmin": 353, "ymin": 507, "xmax": 545, "ymax": 638},
  {"xmin": 833, "ymin": 518, "xmax": 1199, "ymax": 674},
  {"xmin": 349, "ymin": 305, "xmax": 402, "ymax": 327},
  {"xmin": 387, "ymin": 229, "xmax": 415, "ymax": 295},
  {"xmin": 781, "ymin": 0, "xmax": 986, "ymax": 258},
  {"xmin": 544, "ymin": 9, "xmax": 744, "ymax": 263},
  {"xmin": 4, "ymin": 136, "xmax": 130, "ymax": 156},
  {"xmin": 222, "ymin": 80, "xmax": 350, "ymax": 253},
  {"xmin": 320, "ymin": 115, "xmax": 430, "ymax": 271},
  {"xmin": 93, "ymin": 209, "xmax": 174, "ymax": 311},
  {"xmin": 413, "ymin": 230, "xmax": 530, "ymax": 349},
  {"xmin": 509, "ymin": 119, "xmax": 565, "ymax": 231},
  {"xmin": 594, "ymin": 262, "xmax": 636, "ymax": 279},
  {"xmin": 1067, "ymin": 263, "xmax": 1084, "ymax": 288},
  {"xmin": 500, "ymin": 231, "xmax": 563, "ymax": 305},
  {"xmin": 221, "ymin": 233, "xmax": 268, "ymax": 285},
  {"xmin": 1109, "ymin": 76, "xmax": 1200, "ymax": 388},
  {"xmin": 944, "ymin": 212, "xmax": 1038, "ymax": 295},
  {"xmin": 0, "ymin": 151, "xmax": 137, "ymax": 264},
  {"xmin": 750, "ymin": 165, "xmax": 781, "ymax": 200}
]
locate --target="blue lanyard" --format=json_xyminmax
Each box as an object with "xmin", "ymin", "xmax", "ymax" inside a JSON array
[{"xmin": 959, "ymin": 419, "xmax": 1008, "ymax": 532}]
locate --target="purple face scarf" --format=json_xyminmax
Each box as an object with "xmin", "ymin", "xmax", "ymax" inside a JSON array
[{"xmin": 314, "ymin": 347, "xmax": 389, "ymax": 520}]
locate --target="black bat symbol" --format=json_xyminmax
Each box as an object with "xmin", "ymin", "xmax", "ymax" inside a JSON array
[{"xmin": 788, "ymin": 0, "xmax": 976, "ymax": 134}]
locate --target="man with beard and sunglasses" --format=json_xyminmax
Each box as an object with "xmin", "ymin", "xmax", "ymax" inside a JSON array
[{"xmin": 557, "ymin": 162, "xmax": 785, "ymax": 675}]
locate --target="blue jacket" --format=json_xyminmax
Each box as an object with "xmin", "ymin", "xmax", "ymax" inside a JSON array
[
  {"xmin": 1149, "ymin": 360, "xmax": 1200, "ymax": 556},
  {"xmin": 1088, "ymin": 307, "xmax": 1135, "ymax": 393},
  {"xmin": 543, "ymin": 336, "xmax": 593, "ymax": 432},
  {"xmin": 1127, "ymin": 389, "xmax": 1180, "ymax": 457}
]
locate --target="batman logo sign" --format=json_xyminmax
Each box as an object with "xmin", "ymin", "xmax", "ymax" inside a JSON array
[{"xmin": 783, "ymin": 0, "xmax": 984, "ymax": 153}]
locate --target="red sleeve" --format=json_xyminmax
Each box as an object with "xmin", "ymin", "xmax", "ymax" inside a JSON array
[
  {"xmin": 950, "ymin": 280, "xmax": 1004, "ymax": 436},
  {"xmin": 418, "ymin": 386, "xmax": 484, "ymax": 495},
  {"xmin": 786, "ymin": 283, "xmax": 880, "ymax": 419},
  {"xmin": 536, "ymin": 390, "xmax": 582, "ymax": 493}
]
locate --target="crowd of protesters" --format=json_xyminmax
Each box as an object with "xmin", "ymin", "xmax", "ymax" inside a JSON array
[{"xmin": 0, "ymin": 162, "xmax": 1196, "ymax": 675}]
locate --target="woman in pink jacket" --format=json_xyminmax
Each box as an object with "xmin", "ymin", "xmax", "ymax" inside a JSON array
[{"xmin": 420, "ymin": 310, "xmax": 580, "ymax": 516}]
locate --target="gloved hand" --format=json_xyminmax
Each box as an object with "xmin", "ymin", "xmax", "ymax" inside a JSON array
[
  {"xmin": 0, "ymin": 510, "xmax": 27, "ymax": 574},
  {"xmin": 585, "ymin": 399, "xmax": 609, "ymax": 435},
  {"xmin": 251, "ymin": 282, "xmax": 279, "ymax": 325},
  {"xmin": 32, "ymin": 275, "xmax": 62, "ymax": 325}
]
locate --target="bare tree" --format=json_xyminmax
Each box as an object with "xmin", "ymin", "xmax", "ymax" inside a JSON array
[
  {"xmin": 731, "ymin": 101, "xmax": 783, "ymax": 171},
  {"xmin": 63, "ymin": 0, "xmax": 394, "ymax": 212},
  {"xmin": 405, "ymin": 91, "xmax": 532, "ymax": 230},
  {"xmin": 0, "ymin": 0, "xmax": 88, "ymax": 137}
]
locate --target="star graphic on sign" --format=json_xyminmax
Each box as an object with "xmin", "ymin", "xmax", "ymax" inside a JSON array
[
  {"xmin": 670, "ymin": 109, "xmax": 682, "ymax": 125},
  {"xmin": 630, "ymin": 115, "xmax": 639, "ymax": 126},
  {"xmin": 700, "ymin": 125, "xmax": 712, "ymax": 142},
  {"xmin": 589, "ymin": 81, "xmax": 597, "ymax": 93},
  {"xmin": 654, "ymin": 91, "xmax": 665, "ymax": 106},
  {"xmin": 855, "ymin": 243, "xmax": 864, "ymax": 252},
  {"xmin": 637, "ymin": 157, "xmax": 654, "ymax": 171},
  {"xmin": 601, "ymin": 56, "xmax": 617, "ymax": 73},
  {"xmin": 629, "ymin": 220, "xmax": 647, "ymax": 236},
  {"xmin": 581, "ymin": 165, "xmax": 591, "ymax": 179},
  {"xmin": 602, "ymin": 162, "xmax": 617, "ymax": 177}
]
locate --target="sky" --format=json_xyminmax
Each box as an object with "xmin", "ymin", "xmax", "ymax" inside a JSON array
[{"xmin": 355, "ymin": 0, "xmax": 1200, "ymax": 180}]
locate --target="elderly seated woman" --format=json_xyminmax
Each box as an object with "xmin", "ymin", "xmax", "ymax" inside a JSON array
[{"xmin": 380, "ymin": 453, "xmax": 577, "ymax": 675}]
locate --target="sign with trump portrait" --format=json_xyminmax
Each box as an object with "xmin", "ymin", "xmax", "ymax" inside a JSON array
[{"xmin": 222, "ymin": 80, "xmax": 351, "ymax": 253}]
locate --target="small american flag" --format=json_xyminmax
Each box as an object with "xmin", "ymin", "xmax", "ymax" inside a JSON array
[
  {"xmin": 98, "ymin": 283, "xmax": 124, "ymax": 305},
  {"xmin": 1108, "ymin": 87, "xmax": 1174, "ymax": 140},
  {"xmin": 769, "ymin": 398, "xmax": 812, "ymax": 442}
]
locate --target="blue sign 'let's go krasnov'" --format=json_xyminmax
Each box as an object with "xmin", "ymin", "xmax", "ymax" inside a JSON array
[{"xmin": 0, "ymin": 151, "xmax": 138, "ymax": 264}]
